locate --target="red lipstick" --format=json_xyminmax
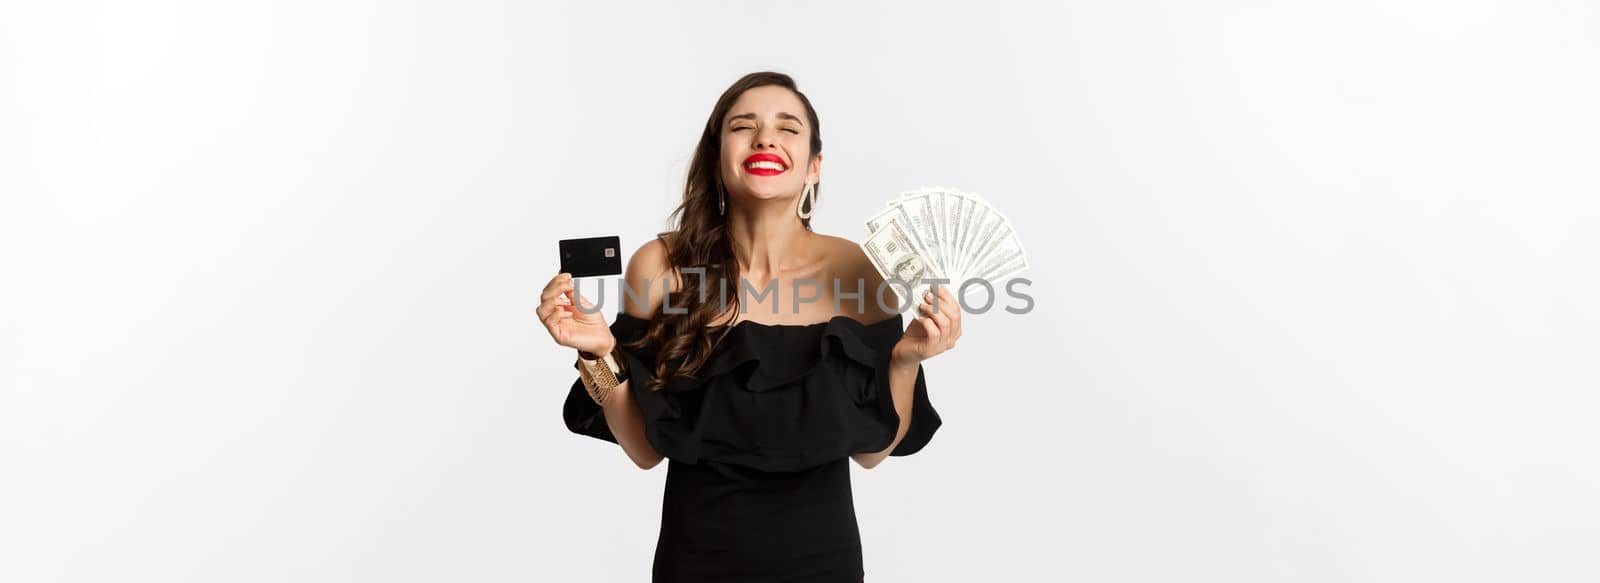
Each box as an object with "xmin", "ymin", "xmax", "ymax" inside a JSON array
[{"xmin": 742, "ymin": 153, "xmax": 788, "ymax": 176}]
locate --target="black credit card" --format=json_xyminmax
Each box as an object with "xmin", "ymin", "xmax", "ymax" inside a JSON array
[{"xmin": 558, "ymin": 235, "xmax": 623, "ymax": 277}]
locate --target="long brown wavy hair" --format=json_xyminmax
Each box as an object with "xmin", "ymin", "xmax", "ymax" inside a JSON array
[{"xmin": 628, "ymin": 71, "xmax": 824, "ymax": 391}]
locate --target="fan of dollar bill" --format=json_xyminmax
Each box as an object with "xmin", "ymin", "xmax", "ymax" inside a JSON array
[{"xmin": 861, "ymin": 186, "xmax": 1029, "ymax": 306}]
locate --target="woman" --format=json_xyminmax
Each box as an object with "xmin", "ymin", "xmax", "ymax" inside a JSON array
[{"xmin": 536, "ymin": 71, "xmax": 960, "ymax": 582}]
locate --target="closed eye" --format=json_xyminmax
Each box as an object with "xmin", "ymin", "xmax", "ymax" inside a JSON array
[{"xmin": 729, "ymin": 125, "xmax": 800, "ymax": 134}]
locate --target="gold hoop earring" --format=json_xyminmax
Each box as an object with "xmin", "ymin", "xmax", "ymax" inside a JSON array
[{"xmin": 797, "ymin": 182, "xmax": 816, "ymax": 219}]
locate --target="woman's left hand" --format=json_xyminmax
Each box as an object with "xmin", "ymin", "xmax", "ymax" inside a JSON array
[{"xmin": 891, "ymin": 284, "xmax": 962, "ymax": 366}]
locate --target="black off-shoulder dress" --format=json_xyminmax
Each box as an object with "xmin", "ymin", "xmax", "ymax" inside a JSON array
[{"xmin": 563, "ymin": 311, "xmax": 941, "ymax": 582}]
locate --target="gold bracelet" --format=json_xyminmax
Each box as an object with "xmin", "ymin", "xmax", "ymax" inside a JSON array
[{"xmin": 577, "ymin": 351, "xmax": 627, "ymax": 406}]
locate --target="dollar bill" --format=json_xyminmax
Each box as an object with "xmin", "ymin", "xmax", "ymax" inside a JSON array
[
  {"xmin": 865, "ymin": 185, "xmax": 1028, "ymax": 307},
  {"xmin": 867, "ymin": 196, "xmax": 944, "ymax": 276},
  {"xmin": 951, "ymin": 190, "xmax": 984, "ymax": 281},
  {"xmin": 906, "ymin": 192, "xmax": 947, "ymax": 275},
  {"xmin": 860, "ymin": 215, "xmax": 940, "ymax": 310},
  {"xmin": 961, "ymin": 199, "xmax": 1007, "ymax": 283},
  {"xmin": 969, "ymin": 232, "xmax": 1028, "ymax": 282}
]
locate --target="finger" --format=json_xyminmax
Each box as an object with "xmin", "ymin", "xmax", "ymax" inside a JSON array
[
  {"xmin": 540, "ymin": 286, "xmax": 571, "ymax": 304},
  {"xmin": 541, "ymin": 306, "xmax": 565, "ymax": 335},
  {"xmin": 541, "ymin": 280, "xmax": 574, "ymax": 302},
  {"xmin": 550, "ymin": 316, "xmax": 571, "ymax": 346},
  {"xmin": 936, "ymin": 285, "xmax": 957, "ymax": 310},
  {"xmin": 936, "ymin": 288, "xmax": 959, "ymax": 319},
  {"xmin": 940, "ymin": 295, "xmax": 962, "ymax": 340},
  {"xmin": 538, "ymin": 295, "xmax": 570, "ymax": 319},
  {"xmin": 919, "ymin": 314, "xmax": 941, "ymax": 340},
  {"xmin": 930, "ymin": 311, "xmax": 951, "ymax": 338},
  {"xmin": 543, "ymin": 273, "xmax": 573, "ymax": 295},
  {"xmin": 931, "ymin": 285, "xmax": 960, "ymax": 334}
]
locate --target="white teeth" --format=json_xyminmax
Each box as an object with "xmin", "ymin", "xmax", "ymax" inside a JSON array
[{"xmin": 746, "ymin": 161, "xmax": 785, "ymax": 171}]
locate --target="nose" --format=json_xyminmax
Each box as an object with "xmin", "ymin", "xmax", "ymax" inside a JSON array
[{"xmin": 751, "ymin": 127, "xmax": 781, "ymax": 150}]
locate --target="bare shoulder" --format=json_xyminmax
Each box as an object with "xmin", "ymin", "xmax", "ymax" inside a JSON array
[
  {"xmin": 815, "ymin": 234, "xmax": 873, "ymax": 278},
  {"xmin": 815, "ymin": 233, "xmax": 897, "ymax": 324},
  {"xmin": 623, "ymin": 233, "xmax": 674, "ymax": 318}
]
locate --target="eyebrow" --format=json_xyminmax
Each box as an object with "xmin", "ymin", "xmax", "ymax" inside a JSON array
[{"xmin": 725, "ymin": 112, "xmax": 806, "ymax": 126}]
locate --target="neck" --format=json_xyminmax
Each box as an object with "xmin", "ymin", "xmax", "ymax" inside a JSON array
[{"xmin": 725, "ymin": 196, "xmax": 812, "ymax": 279}]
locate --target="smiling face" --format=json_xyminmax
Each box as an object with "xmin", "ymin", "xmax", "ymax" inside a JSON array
[{"xmin": 719, "ymin": 85, "xmax": 822, "ymax": 204}]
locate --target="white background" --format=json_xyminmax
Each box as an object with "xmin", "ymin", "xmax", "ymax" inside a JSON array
[{"xmin": 3, "ymin": 1, "xmax": 1597, "ymax": 581}]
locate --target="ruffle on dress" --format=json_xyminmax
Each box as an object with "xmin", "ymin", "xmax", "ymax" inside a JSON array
[{"xmin": 562, "ymin": 312, "xmax": 941, "ymax": 472}]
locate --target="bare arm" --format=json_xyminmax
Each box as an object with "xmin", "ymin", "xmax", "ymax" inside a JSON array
[
  {"xmin": 844, "ymin": 243, "xmax": 916, "ymax": 470},
  {"xmin": 593, "ymin": 374, "xmax": 661, "ymax": 470},
  {"xmin": 593, "ymin": 237, "xmax": 675, "ymax": 470},
  {"xmin": 843, "ymin": 242, "xmax": 960, "ymax": 470},
  {"xmin": 851, "ymin": 358, "xmax": 920, "ymax": 469},
  {"xmin": 543, "ymin": 236, "xmax": 675, "ymax": 469}
]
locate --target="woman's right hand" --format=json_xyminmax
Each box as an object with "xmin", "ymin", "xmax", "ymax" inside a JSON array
[{"xmin": 536, "ymin": 272, "xmax": 616, "ymax": 357}]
